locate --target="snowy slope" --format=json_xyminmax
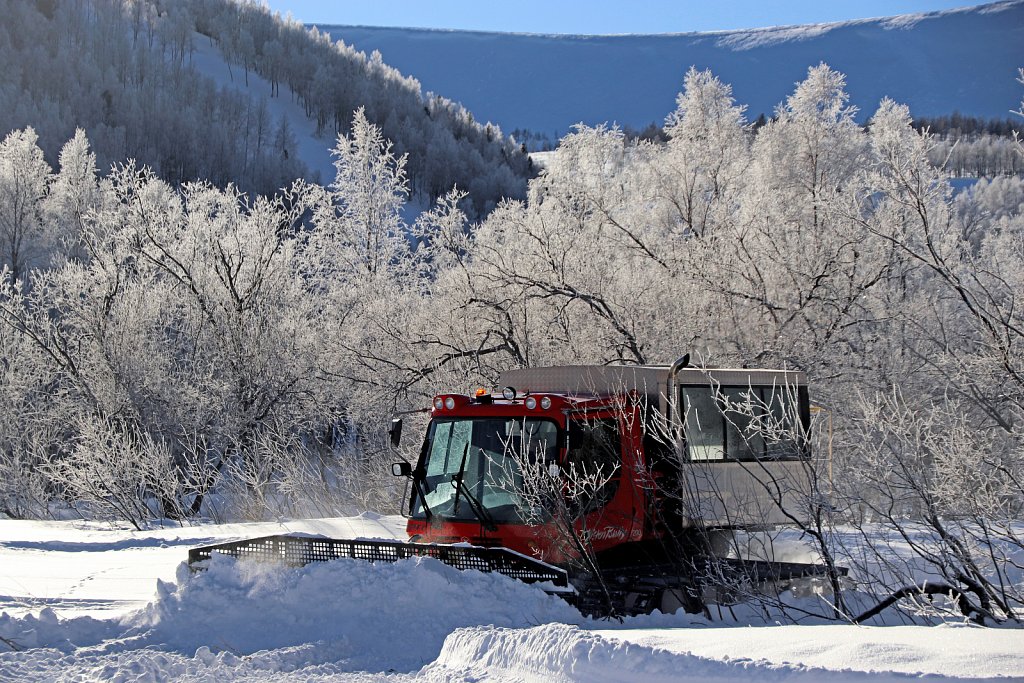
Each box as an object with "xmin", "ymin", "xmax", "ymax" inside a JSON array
[
  {"xmin": 2, "ymin": 516, "xmax": 1024, "ymax": 680},
  {"xmin": 188, "ymin": 32, "xmax": 335, "ymax": 186},
  {"xmin": 187, "ymin": 33, "xmax": 430, "ymax": 218},
  {"xmin": 320, "ymin": 1, "xmax": 1024, "ymax": 137}
]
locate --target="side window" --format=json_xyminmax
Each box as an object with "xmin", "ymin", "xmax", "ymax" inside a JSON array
[
  {"xmin": 566, "ymin": 416, "xmax": 621, "ymax": 511},
  {"xmin": 426, "ymin": 421, "xmax": 454, "ymax": 476},
  {"xmin": 682, "ymin": 384, "xmax": 805, "ymax": 461},
  {"xmin": 762, "ymin": 385, "xmax": 804, "ymax": 459},
  {"xmin": 722, "ymin": 388, "xmax": 765, "ymax": 461},
  {"xmin": 682, "ymin": 387, "xmax": 724, "ymax": 461}
]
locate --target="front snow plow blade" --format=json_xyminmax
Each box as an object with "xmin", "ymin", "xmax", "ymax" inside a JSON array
[{"xmin": 188, "ymin": 535, "xmax": 570, "ymax": 589}]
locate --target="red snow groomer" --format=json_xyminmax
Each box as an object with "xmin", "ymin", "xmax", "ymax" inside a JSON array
[{"xmin": 190, "ymin": 356, "xmax": 843, "ymax": 616}]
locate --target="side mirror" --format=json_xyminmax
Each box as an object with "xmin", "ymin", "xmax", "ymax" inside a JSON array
[
  {"xmin": 391, "ymin": 461, "xmax": 412, "ymax": 477},
  {"xmin": 389, "ymin": 418, "xmax": 403, "ymax": 448}
]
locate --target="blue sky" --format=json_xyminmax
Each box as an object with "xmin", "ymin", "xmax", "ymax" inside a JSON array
[{"xmin": 266, "ymin": 1, "xmax": 979, "ymax": 33}]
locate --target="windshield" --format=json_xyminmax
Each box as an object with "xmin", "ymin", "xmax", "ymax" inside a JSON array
[{"xmin": 413, "ymin": 417, "xmax": 560, "ymax": 523}]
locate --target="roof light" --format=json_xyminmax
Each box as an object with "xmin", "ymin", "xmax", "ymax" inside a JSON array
[
  {"xmin": 501, "ymin": 386, "xmax": 517, "ymax": 400},
  {"xmin": 525, "ymin": 397, "xmax": 537, "ymax": 410},
  {"xmin": 540, "ymin": 396, "xmax": 552, "ymax": 410},
  {"xmin": 444, "ymin": 397, "xmax": 455, "ymax": 410},
  {"xmin": 474, "ymin": 387, "xmax": 489, "ymax": 398},
  {"xmin": 434, "ymin": 398, "xmax": 444, "ymax": 410}
]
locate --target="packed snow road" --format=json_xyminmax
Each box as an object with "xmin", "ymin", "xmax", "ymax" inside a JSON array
[{"xmin": 1, "ymin": 516, "xmax": 1022, "ymax": 681}]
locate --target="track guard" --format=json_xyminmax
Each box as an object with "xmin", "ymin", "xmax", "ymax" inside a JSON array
[{"xmin": 188, "ymin": 535, "xmax": 570, "ymax": 589}]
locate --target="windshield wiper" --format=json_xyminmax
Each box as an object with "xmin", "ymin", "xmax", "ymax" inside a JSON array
[
  {"xmin": 452, "ymin": 445, "xmax": 498, "ymax": 532},
  {"xmin": 410, "ymin": 467, "xmax": 433, "ymax": 521}
]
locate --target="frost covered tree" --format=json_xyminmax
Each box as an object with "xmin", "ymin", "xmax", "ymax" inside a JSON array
[
  {"xmin": 684, "ymin": 65, "xmax": 884, "ymax": 375},
  {"xmin": 0, "ymin": 149, "xmax": 344, "ymax": 520},
  {"xmin": 752, "ymin": 64, "xmax": 867, "ymax": 223},
  {"xmin": 116, "ymin": 174, "xmax": 328, "ymax": 515},
  {"xmin": 303, "ymin": 108, "xmax": 410, "ymax": 281},
  {"xmin": 656, "ymin": 66, "xmax": 749, "ymax": 238},
  {"xmin": 0, "ymin": 276, "xmax": 59, "ymax": 519},
  {"xmin": 298, "ymin": 109, "xmax": 415, "ymax": 419},
  {"xmin": 44, "ymin": 128, "xmax": 100, "ymax": 265},
  {"xmin": 444, "ymin": 125, "xmax": 689, "ymax": 369},
  {"xmin": 0, "ymin": 128, "xmax": 53, "ymax": 281}
]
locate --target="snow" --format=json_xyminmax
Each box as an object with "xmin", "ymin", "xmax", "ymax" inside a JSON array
[
  {"xmin": 713, "ymin": 22, "xmax": 840, "ymax": 50},
  {"xmin": 596, "ymin": 624, "xmax": 1024, "ymax": 679},
  {"xmin": 319, "ymin": 2, "xmax": 1024, "ymax": 137},
  {"xmin": 427, "ymin": 623, "xmax": 1022, "ymax": 682},
  {"xmin": 130, "ymin": 553, "xmax": 582, "ymax": 666},
  {"xmin": 2, "ymin": 515, "xmax": 1024, "ymax": 681},
  {"xmin": 187, "ymin": 32, "xmax": 336, "ymax": 186},
  {"xmin": 0, "ymin": 514, "xmax": 405, "ymax": 619},
  {"xmin": 186, "ymin": 32, "xmax": 431, "ymax": 223}
]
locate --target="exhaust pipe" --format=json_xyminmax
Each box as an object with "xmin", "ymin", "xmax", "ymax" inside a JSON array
[{"xmin": 666, "ymin": 353, "xmax": 690, "ymax": 455}]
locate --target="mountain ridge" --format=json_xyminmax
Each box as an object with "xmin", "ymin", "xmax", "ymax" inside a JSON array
[
  {"xmin": 319, "ymin": 1, "xmax": 1024, "ymax": 138},
  {"xmin": 317, "ymin": 1, "xmax": 1003, "ymax": 40}
]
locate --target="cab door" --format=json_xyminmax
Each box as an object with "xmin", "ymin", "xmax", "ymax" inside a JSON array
[{"xmin": 565, "ymin": 408, "xmax": 644, "ymax": 553}]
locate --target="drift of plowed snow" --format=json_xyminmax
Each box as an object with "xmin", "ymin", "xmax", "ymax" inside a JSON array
[
  {"xmin": 0, "ymin": 552, "xmax": 583, "ymax": 679},
  {"xmin": 129, "ymin": 554, "xmax": 584, "ymax": 669}
]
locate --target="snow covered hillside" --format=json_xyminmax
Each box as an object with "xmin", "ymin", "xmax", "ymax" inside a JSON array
[
  {"xmin": 0, "ymin": 0, "xmax": 531, "ymax": 210},
  {"xmin": 188, "ymin": 32, "xmax": 334, "ymax": 185},
  {"xmin": 2, "ymin": 516, "xmax": 1023, "ymax": 681},
  {"xmin": 322, "ymin": 1, "xmax": 1024, "ymax": 137}
]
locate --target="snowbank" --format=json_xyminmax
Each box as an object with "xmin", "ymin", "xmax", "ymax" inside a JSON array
[
  {"xmin": 425, "ymin": 624, "xmax": 719, "ymax": 682},
  {"xmin": 0, "ymin": 608, "xmax": 118, "ymax": 653},
  {"xmin": 1, "ymin": 552, "xmax": 581, "ymax": 678},
  {"xmin": 422, "ymin": 622, "xmax": 999, "ymax": 682},
  {"xmin": 130, "ymin": 554, "xmax": 583, "ymax": 669}
]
